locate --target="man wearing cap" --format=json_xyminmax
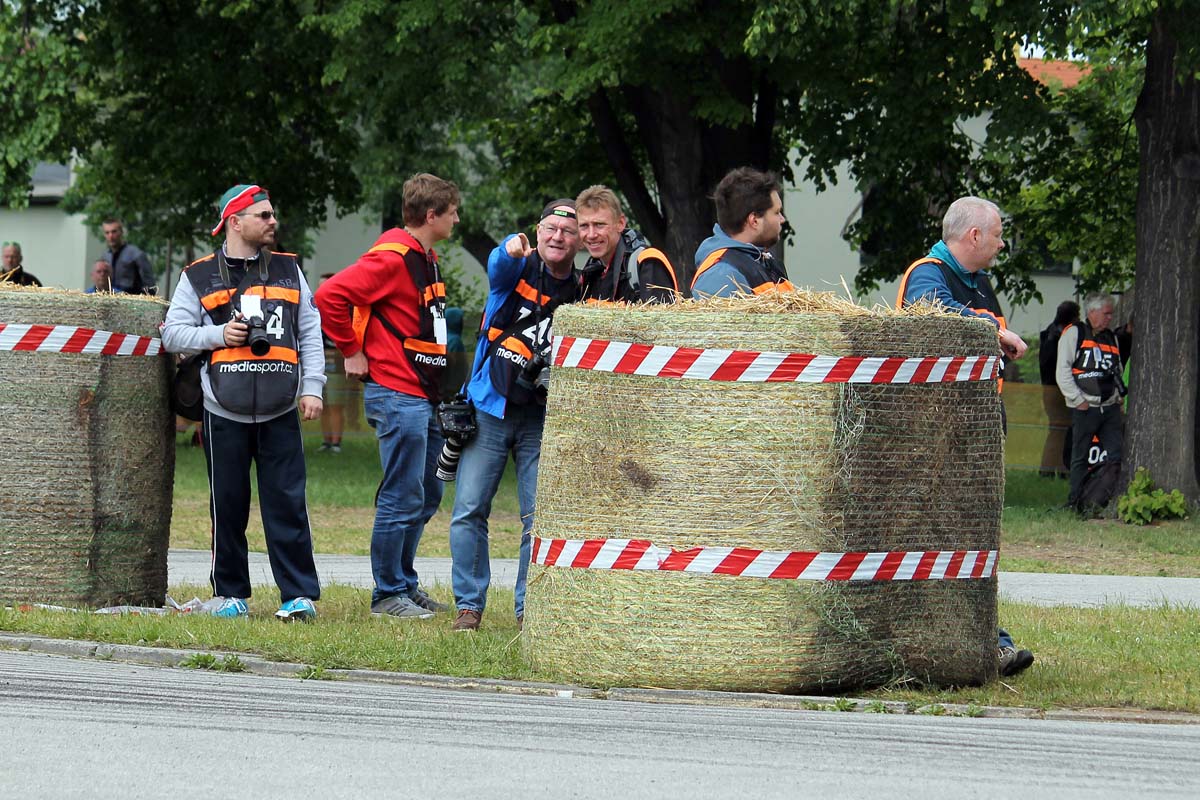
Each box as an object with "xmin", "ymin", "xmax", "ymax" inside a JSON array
[
  {"xmin": 575, "ymin": 185, "xmax": 677, "ymax": 304},
  {"xmin": 161, "ymin": 184, "xmax": 325, "ymax": 622},
  {"xmin": 315, "ymin": 173, "xmax": 460, "ymax": 621},
  {"xmin": 1, "ymin": 242, "xmax": 42, "ymax": 286},
  {"xmin": 447, "ymin": 199, "xmax": 581, "ymax": 632}
]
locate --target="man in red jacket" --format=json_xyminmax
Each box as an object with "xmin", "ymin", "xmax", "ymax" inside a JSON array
[{"xmin": 315, "ymin": 173, "xmax": 460, "ymax": 620}]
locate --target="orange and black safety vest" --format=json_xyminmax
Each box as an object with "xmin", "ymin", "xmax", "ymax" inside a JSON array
[
  {"xmin": 579, "ymin": 229, "xmax": 677, "ymax": 304},
  {"xmin": 1068, "ymin": 321, "xmax": 1121, "ymax": 399},
  {"xmin": 690, "ymin": 247, "xmax": 794, "ymax": 295},
  {"xmin": 484, "ymin": 252, "xmax": 577, "ymax": 405},
  {"xmin": 185, "ymin": 249, "xmax": 302, "ymax": 417}
]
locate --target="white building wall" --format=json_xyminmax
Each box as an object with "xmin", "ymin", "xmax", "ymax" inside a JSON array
[{"xmin": 0, "ymin": 205, "xmax": 101, "ymax": 290}]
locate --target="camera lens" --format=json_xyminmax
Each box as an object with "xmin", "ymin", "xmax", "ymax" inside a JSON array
[
  {"xmin": 435, "ymin": 438, "xmax": 464, "ymax": 482},
  {"xmin": 246, "ymin": 317, "xmax": 271, "ymax": 357}
]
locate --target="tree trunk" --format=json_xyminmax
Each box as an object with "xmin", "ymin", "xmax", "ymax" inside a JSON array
[{"xmin": 1127, "ymin": 9, "xmax": 1200, "ymax": 503}]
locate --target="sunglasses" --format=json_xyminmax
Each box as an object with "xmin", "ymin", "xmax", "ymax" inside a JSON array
[{"xmin": 237, "ymin": 210, "xmax": 278, "ymax": 221}]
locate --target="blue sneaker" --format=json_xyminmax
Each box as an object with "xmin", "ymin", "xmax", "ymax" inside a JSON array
[
  {"xmin": 211, "ymin": 597, "xmax": 248, "ymax": 619},
  {"xmin": 276, "ymin": 597, "xmax": 317, "ymax": 622}
]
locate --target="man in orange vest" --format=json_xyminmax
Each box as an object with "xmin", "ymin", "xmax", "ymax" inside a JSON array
[
  {"xmin": 315, "ymin": 173, "xmax": 460, "ymax": 621},
  {"xmin": 692, "ymin": 167, "xmax": 793, "ymax": 298},
  {"xmin": 576, "ymin": 185, "xmax": 677, "ymax": 303}
]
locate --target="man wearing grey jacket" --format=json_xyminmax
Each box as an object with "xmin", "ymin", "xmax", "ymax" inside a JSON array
[
  {"xmin": 102, "ymin": 218, "xmax": 158, "ymax": 295},
  {"xmin": 1056, "ymin": 292, "xmax": 1124, "ymax": 509},
  {"xmin": 161, "ymin": 184, "xmax": 324, "ymax": 622}
]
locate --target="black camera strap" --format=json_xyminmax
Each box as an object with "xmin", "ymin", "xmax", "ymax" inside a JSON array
[{"xmin": 213, "ymin": 246, "xmax": 270, "ymax": 322}]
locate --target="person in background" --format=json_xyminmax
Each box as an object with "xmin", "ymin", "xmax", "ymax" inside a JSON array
[
  {"xmin": 317, "ymin": 272, "xmax": 356, "ymax": 453},
  {"xmin": 692, "ymin": 168, "xmax": 793, "ymax": 298},
  {"xmin": 575, "ymin": 185, "xmax": 677, "ymax": 303},
  {"xmin": 1, "ymin": 242, "xmax": 42, "ymax": 286},
  {"xmin": 85, "ymin": 259, "xmax": 122, "ymax": 294},
  {"xmin": 1038, "ymin": 301, "xmax": 1080, "ymax": 478},
  {"xmin": 102, "ymin": 218, "xmax": 157, "ymax": 295}
]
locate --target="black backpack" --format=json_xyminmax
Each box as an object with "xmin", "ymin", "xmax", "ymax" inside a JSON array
[
  {"xmin": 1073, "ymin": 460, "xmax": 1121, "ymax": 516},
  {"xmin": 172, "ymin": 353, "xmax": 206, "ymax": 421}
]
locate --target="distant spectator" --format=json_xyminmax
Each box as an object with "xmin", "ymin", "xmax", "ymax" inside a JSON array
[
  {"xmin": 317, "ymin": 272, "xmax": 358, "ymax": 453},
  {"xmin": 1, "ymin": 241, "xmax": 42, "ymax": 286},
  {"xmin": 1037, "ymin": 300, "xmax": 1079, "ymax": 478},
  {"xmin": 102, "ymin": 218, "xmax": 157, "ymax": 295},
  {"xmin": 85, "ymin": 259, "xmax": 123, "ymax": 294},
  {"xmin": 442, "ymin": 305, "xmax": 468, "ymax": 398}
]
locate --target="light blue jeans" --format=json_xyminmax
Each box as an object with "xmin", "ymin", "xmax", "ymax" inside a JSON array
[
  {"xmin": 449, "ymin": 403, "xmax": 543, "ymax": 618},
  {"xmin": 363, "ymin": 383, "xmax": 443, "ymax": 604}
]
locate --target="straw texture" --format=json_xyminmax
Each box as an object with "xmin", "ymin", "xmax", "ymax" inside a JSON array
[
  {"xmin": 524, "ymin": 294, "xmax": 1002, "ymax": 692},
  {"xmin": 0, "ymin": 287, "xmax": 174, "ymax": 606}
]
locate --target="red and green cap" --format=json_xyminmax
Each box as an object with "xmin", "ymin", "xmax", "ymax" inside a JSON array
[{"xmin": 212, "ymin": 184, "xmax": 269, "ymax": 236}]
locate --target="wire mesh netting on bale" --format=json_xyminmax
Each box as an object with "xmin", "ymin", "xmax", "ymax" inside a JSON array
[
  {"xmin": 0, "ymin": 287, "xmax": 174, "ymax": 607},
  {"xmin": 523, "ymin": 294, "xmax": 1003, "ymax": 693}
]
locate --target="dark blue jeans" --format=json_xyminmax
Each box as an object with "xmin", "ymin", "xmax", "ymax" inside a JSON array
[
  {"xmin": 449, "ymin": 404, "xmax": 544, "ymax": 618},
  {"xmin": 363, "ymin": 383, "xmax": 443, "ymax": 604}
]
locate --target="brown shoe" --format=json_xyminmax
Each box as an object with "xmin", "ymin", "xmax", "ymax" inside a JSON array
[{"xmin": 453, "ymin": 609, "xmax": 481, "ymax": 632}]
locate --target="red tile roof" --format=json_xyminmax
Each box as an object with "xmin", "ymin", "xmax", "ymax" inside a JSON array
[{"xmin": 1018, "ymin": 58, "xmax": 1090, "ymax": 90}]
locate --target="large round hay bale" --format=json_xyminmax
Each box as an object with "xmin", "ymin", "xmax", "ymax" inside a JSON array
[
  {"xmin": 523, "ymin": 295, "xmax": 1002, "ymax": 693},
  {"xmin": 0, "ymin": 287, "xmax": 174, "ymax": 607}
]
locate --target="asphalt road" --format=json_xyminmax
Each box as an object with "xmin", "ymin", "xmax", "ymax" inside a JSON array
[
  {"xmin": 2, "ymin": 650, "xmax": 1198, "ymax": 799},
  {"xmin": 168, "ymin": 549, "xmax": 1200, "ymax": 608}
]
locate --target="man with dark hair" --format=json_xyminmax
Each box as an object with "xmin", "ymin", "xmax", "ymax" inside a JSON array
[
  {"xmin": 315, "ymin": 172, "xmax": 460, "ymax": 621},
  {"xmin": 576, "ymin": 185, "xmax": 676, "ymax": 303},
  {"xmin": 447, "ymin": 199, "xmax": 581, "ymax": 632},
  {"xmin": 1056, "ymin": 293, "xmax": 1123, "ymax": 510},
  {"xmin": 102, "ymin": 218, "xmax": 157, "ymax": 295},
  {"xmin": 692, "ymin": 167, "xmax": 793, "ymax": 298},
  {"xmin": 161, "ymin": 184, "xmax": 324, "ymax": 622},
  {"xmin": 1, "ymin": 242, "xmax": 41, "ymax": 286}
]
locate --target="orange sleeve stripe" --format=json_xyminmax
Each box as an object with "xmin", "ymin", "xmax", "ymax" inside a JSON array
[
  {"xmin": 404, "ymin": 339, "xmax": 447, "ymax": 356},
  {"xmin": 487, "ymin": 326, "xmax": 504, "ymax": 341},
  {"xmin": 690, "ymin": 249, "xmax": 728, "ymax": 289},
  {"xmin": 200, "ymin": 289, "xmax": 235, "ymax": 311},
  {"xmin": 369, "ymin": 242, "xmax": 411, "ymax": 257},
  {"xmin": 210, "ymin": 346, "xmax": 298, "ymax": 365},
  {"xmin": 185, "ymin": 254, "xmax": 216, "ymax": 271},
  {"xmin": 243, "ymin": 286, "xmax": 300, "ymax": 303}
]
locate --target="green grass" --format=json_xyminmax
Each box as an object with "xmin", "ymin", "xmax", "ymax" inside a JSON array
[
  {"xmin": 171, "ymin": 425, "xmax": 1199, "ymax": 578},
  {"xmin": 171, "ymin": 429, "xmax": 524, "ymax": 558},
  {"xmin": 3, "ymin": 590, "xmax": 1196, "ymax": 713}
]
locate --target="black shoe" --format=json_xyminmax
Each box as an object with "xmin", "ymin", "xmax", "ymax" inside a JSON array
[
  {"xmin": 408, "ymin": 587, "xmax": 450, "ymax": 614},
  {"xmin": 999, "ymin": 646, "xmax": 1035, "ymax": 677}
]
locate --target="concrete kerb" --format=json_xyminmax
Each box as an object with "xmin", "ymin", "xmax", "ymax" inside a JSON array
[{"xmin": 2, "ymin": 632, "xmax": 1197, "ymax": 725}]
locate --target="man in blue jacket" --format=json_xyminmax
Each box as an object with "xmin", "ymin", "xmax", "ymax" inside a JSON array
[
  {"xmin": 692, "ymin": 167, "xmax": 793, "ymax": 298},
  {"xmin": 447, "ymin": 200, "xmax": 580, "ymax": 631}
]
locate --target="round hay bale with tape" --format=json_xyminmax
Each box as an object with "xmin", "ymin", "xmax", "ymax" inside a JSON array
[
  {"xmin": 523, "ymin": 294, "xmax": 1003, "ymax": 693},
  {"xmin": 0, "ymin": 286, "xmax": 174, "ymax": 607}
]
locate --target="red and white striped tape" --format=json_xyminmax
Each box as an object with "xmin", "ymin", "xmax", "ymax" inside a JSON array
[
  {"xmin": 0, "ymin": 323, "xmax": 162, "ymax": 356},
  {"xmin": 551, "ymin": 335, "xmax": 998, "ymax": 384},
  {"xmin": 531, "ymin": 537, "xmax": 997, "ymax": 581}
]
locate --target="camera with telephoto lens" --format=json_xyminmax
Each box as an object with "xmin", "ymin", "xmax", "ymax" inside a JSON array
[
  {"xmin": 245, "ymin": 314, "xmax": 271, "ymax": 356},
  {"xmin": 435, "ymin": 393, "xmax": 477, "ymax": 482},
  {"xmin": 514, "ymin": 349, "xmax": 551, "ymax": 399}
]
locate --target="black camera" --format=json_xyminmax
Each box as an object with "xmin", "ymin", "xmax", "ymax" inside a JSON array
[
  {"xmin": 245, "ymin": 314, "xmax": 271, "ymax": 357},
  {"xmin": 435, "ymin": 394, "xmax": 477, "ymax": 482},
  {"xmin": 514, "ymin": 351, "xmax": 550, "ymax": 399}
]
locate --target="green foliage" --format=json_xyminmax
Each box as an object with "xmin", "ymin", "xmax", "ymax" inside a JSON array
[
  {"xmin": 863, "ymin": 700, "xmax": 893, "ymax": 714},
  {"xmin": 179, "ymin": 652, "xmax": 246, "ymax": 672},
  {"xmin": 829, "ymin": 697, "xmax": 857, "ymax": 712},
  {"xmin": 1118, "ymin": 468, "xmax": 1190, "ymax": 526},
  {"xmin": 915, "ymin": 703, "xmax": 947, "ymax": 716},
  {"xmin": 296, "ymin": 665, "xmax": 332, "ymax": 680}
]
